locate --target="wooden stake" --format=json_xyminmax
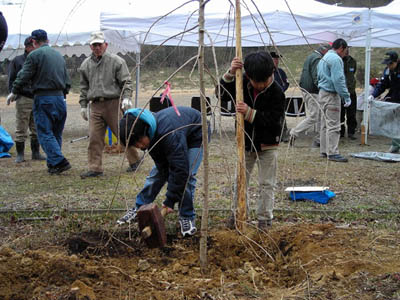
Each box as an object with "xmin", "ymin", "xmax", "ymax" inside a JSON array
[
  {"xmin": 235, "ymin": 0, "xmax": 247, "ymax": 231},
  {"xmin": 199, "ymin": 0, "xmax": 210, "ymax": 274}
]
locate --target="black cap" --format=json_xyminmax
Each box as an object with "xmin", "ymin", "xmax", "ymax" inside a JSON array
[
  {"xmin": 24, "ymin": 36, "xmax": 33, "ymax": 46},
  {"xmin": 270, "ymin": 51, "xmax": 282, "ymax": 59},
  {"xmin": 382, "ymin": 51, "xmax": 398, "ymax": 65},
  {"xmin": 31, "ymin": 29, "xmax": 48, "ymax": 42}
]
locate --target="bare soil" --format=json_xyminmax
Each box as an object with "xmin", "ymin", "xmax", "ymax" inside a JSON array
[{"xmin": 1, "ymin": 222, "xmax": 399, "ymax": 300}]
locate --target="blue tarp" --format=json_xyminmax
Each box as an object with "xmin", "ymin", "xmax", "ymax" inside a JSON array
[
  {"xmin": 289, "ymin": 190, "xmax": 336, "ymax": 204},
  {"xmin": 0, "ymin": 125, "xmax": 14, "ymax": 158}
]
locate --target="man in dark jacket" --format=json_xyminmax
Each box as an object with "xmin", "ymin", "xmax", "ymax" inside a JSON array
[
  {"xmin": 219, "ymin": 51, "xmax": 285, "ymax": 230},
  {"xmin": 117, "ymin": 107, "xmax": 209, "ymax": 237},
  {"xmin": 290, "ymin": 43, "xmax": 331, "ymax": 147},
  {"xmin": 7, "ymin": 36, "xmax": 45, "ymax": 163},
  {"xmin": 341, "ymin": 47, "xmax": 357, "ymax": 140},
  {"xmin": 371, "ymin": 51, "xmax": 400, "ymax": 153},
  {"xmin": 271, "ymin": 51, "xmax": 290, "ymax": 142},
  {"xmin": 8, "ymin": 29, "xmax": 71, "ymax": 174}
]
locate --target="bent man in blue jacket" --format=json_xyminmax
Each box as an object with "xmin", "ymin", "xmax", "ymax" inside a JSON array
[{"xmin": 117, "ymin": 106, "xmax": 209, "ymax": 237}]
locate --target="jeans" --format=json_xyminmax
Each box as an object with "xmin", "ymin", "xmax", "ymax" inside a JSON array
[
  {"xmin": 135, "ymin": 147, "xmax": 203, "ymax": 220},
  {"xmin": 33, "ymin": 95, "xmax": 66, "ymax": 166}
]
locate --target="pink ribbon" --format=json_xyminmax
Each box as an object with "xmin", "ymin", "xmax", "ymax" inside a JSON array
[{"xmin": 160, "ymin": 81, "xmax": 181, "ymax": 116}]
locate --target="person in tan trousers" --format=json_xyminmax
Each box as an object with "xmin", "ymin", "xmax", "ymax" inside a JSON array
[{"xmin": 79, "ymin": 31, "xmax": 140, "ymax": 178}]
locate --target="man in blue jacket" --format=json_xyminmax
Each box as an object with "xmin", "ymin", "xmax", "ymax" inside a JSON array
[
  {"xmin": 117, "ymin": 107, "xmax": 209, "ymax": 237},
  {"xmin": 317, "ymin": 38, "xmax": 351, "ymax": 162}
]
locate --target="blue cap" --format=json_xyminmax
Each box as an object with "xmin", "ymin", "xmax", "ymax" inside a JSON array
[
  {"xmin": 382, "ymin": 51, "xmax": 398, "ymax": 65},
  {"xmin": 31, "ymin": 29, "xmax": 48, "ymax": 41}
]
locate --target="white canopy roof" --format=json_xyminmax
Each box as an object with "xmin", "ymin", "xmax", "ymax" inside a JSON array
[
  {"xmin": 100, "ymin": 0, "xmax": 400, "ymax": 51},
  {"xmin": 1, "ymin": 0, "xmax": 400, "ymax": 62}
]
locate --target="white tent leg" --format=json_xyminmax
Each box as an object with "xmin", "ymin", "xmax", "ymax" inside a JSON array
[
  {"xmin": 135, "ymin": 48, "xmax": 141, "ymax": 108},
  {"xmin": 362, "ymin": 8, "xmax": 372, "ymax": 145}
]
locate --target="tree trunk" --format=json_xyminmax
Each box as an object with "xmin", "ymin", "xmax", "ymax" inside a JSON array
[
  {"xmin": 199, "ymin": 0, "xmax": 210, "ymax": 274},
  {"xmin": 235, "ymin": 0, "xmax": 247, "ymax": 231}
]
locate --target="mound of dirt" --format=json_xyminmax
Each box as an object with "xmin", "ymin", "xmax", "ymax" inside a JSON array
[{"xmin": 1, "ymin": 224, "xmax": 399, "ymax": 300}]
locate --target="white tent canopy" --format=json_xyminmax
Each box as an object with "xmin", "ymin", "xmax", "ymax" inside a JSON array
[
  {"xmin": 99, "ymin": 0, "xmax": 400, "ymax": 50},
  {"xmin": 2, "ymin": 0, "xmax": 400, "ymax": 61},
  {"xmin": 99, "ymin": 0, "xmax": 400, "ymax": 142}
]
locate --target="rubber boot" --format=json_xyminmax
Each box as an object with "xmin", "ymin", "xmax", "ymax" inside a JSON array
[
  {"xmin": 15, "ymin": 141, "xmax": 25, "ymax": 163},
  {"xmin": 31, "ymin": 139, "xmax": 46, "ymax": 160}
]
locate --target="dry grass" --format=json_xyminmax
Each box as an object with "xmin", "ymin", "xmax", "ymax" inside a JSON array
[{"xmin": 0, "ymin": 91, "xmax": 399, "ymax": 227}]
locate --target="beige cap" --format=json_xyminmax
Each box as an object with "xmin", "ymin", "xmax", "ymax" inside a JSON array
[{"xmin": 90, "ymin": 31, "xmax": 105, "ymax": 45}]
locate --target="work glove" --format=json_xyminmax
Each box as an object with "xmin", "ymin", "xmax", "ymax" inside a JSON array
[
  {"xmin": 368, "ymin": 95, "xmax": 374, "ymax": 103},
  {"xmin": 80, "ymin": 107, "xmax": 88, "ymax": 121},
  {"xmin": 343, "ymin": 98, "xmax": 351, "ymax": 108},
  {"xmin": 6, "ymin": 93, "xmax": 17, "ymax": 105},
  {"xmin": 121, "ymin": 98, "xmax": 133, "ymax": 111}
]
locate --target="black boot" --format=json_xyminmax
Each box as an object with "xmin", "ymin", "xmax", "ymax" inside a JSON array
[
  {"xmin": 31, "ymin": 139, "xmax": 46, "ymax": 160},
  {"xmin": 15, "ymin": 141, "xmax": 25, "ymax": 163}
]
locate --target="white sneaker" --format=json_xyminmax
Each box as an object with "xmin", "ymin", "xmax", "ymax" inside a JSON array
[
  {"xmin": 116, "ymin": 208, "xmax": 138, "ymax": 225},
  {"xmin": 179, "ymin": 217, "xmax": 197, "ymax": 237}
]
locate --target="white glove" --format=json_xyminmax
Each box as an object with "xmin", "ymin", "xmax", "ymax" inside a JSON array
[
  {"xmin": 6, "ymin": 93, "xmax": 17, "ymax": 105},
  {"xmin": 121, "ymin": 98, "xmax": 133, "ymax": 110},
  {"xmin": 80, "ymin": 107, "xmax": 88, "ymax": 121},
  {"xmin": 343, "ymin": 98, "xmax": 351, "ymax": 108},
  {"xmin": 368, "ymin": 95, "xmax": 374, "ymax": 103}
]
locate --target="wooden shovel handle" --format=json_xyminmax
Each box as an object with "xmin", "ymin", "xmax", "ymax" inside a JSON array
[{"xmin": 141, "ymin": 207, "xmax": 168, "ymax": 239}]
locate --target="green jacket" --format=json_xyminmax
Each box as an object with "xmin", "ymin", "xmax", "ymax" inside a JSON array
[
  {"xmin": 343, "ymin": 55, "xmax": 357, "ymax": 93},
  {"xmin": 11, "ymin": 44, "xmax": 70, "ymax": 96},
  {"xmin": 299, "ymin": 50, "xmax": 323, "ymax": 94},
  {"xmin": 79, "ymin": 52, "xmax": 133, "ymax": 108}
]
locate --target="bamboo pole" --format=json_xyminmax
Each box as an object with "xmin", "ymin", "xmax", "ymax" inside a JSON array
[
  {"xmin": 235, "ymin": 0, "xmax": 247, "ymax": 231},
  {"xmin": 198, "ymin": 0, "xmax": 210, "ymax": 274}
]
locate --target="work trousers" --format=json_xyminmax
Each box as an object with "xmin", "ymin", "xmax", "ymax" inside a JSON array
[
  {"xmin": 15, "ymin": 95, "xmax": 37, "ymax": 143},
  {"xmin": 33, "ymin": 95, "xmax": 66, "ymax": 166},
  {"xmin": 340, "ymin": 92, "xmax": 357, "ymax": 136},
  {"xmin": 233, "ymin": 149, "xmax": 278, "ymax": 222},
  {"xmin": 319, "ymin": 90, "xmax": 341, "ymax": 156},
  {"xmin": 290, "ymin": 91, "xmax": 320, "ymax": 143},
  {"xmin": 88, "ymin": 98, "xmax": 139, "ymax": 172},
  {"xmin": 135, "ymin": 147, "xmax": 203, "ymax": 220}
]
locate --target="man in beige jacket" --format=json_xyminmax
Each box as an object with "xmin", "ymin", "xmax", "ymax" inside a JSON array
[{"xmin": 79, "ymin": 31, "xmax": 140, "ymax": 178}]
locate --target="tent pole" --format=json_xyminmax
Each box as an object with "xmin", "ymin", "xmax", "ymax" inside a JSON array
[
  {"xmin": 135, "ymin": 46, "xmax": 141, "ymax": 108},
  {"xmin": 361, "ymin": 8, "xmax": 372, "ymax": 145}
]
